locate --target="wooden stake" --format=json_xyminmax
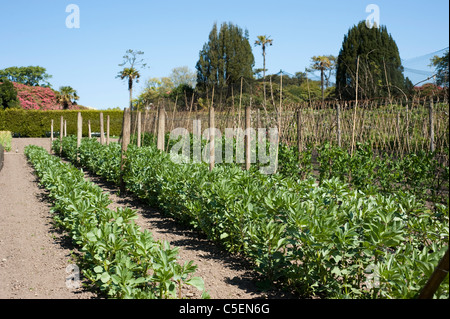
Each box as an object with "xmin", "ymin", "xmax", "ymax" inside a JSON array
[
  {"xmin": 297, "ymin": 107, "xmax": 302, "ymax": 155},
  {"xmin": 418, "ymin": 248, "xmax": 449, "ymax": 299},
  {"xmin": 107, "ymin": 115, "xmax": 110, "ymax": 145},
  {"xmin": 245, "ymin": 103, "xmax": 251, "ymax": 171},
  {"xmin": 77, "ymin": 112, "xmax": 82, "ymax": 163},
  {"xmin": 60, "ymin": 116, "xmax": 63, "ymax": 154},
  {"xmin": 336, "ymin": 103, "xmax": 341, "ymax": 148},
  {"xmin": 137, "ymin": 111, "xmax": 141, "ymax": 147},
  {"xmin": 209, "ymin": 105, "xmax": 215, "ymax": 171},
  {"xmin": 88, "ymin": 120, "xmax": 91, "ymax": 138},
  {"xmin": 429, "ymin": 98, "xmax": 435, "ymax": 153},
  {"xmin": 351, "ymin": 56, "xmax": 360, "ymax": 156},
  {"xmin": 122, "ymin": 108, "xmax": 131, "ymax": 153},
  {"xmin": 100, "ymin": 112, "xmax": 105, "ymax": 145},
  {"xmin": 120, "ymin": 108, "xmax": 131, "ymax": 193},
  {"xmin": 157, "ymin": 105, "xmax": 166, "ymax": 151},
  {"xmin": 77, "ymin": 112, "xmax": 82, "ymax": 147}
]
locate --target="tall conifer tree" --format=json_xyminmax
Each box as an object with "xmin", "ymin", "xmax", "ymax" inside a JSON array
[
  {"xmin": 196, "ymin": 22, "xmax": 255, "ymax": 105},
  {"xmin": 336, "ymin": 21, "xmax": 412, "ymax": 100}
]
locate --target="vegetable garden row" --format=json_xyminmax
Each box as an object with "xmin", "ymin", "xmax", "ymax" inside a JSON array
[
  {"xmin": 135, "ymin": 132, "xmax": 449, "ymax": 206},
  {"xmin": 25, "ymin": 145, "xmax": 206, "ymax": 299},
  {"xmin": 49, "ymin": 135, "xmax": 448, "ymax": 299}
]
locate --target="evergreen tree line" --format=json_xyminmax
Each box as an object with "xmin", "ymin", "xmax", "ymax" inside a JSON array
[{"xmin": 133, "ymin": 20, "xmax": 447, "ymax": 111}]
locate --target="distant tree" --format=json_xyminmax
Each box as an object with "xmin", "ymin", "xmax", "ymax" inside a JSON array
[
  {"xmin": 169, "ymin": 66, "xmax": 196, "ymax": 88},
  {"xmin": 56, "ymin": 86, "xmax": 79, "ymax": 110},
  {"xmin": 310, "ymin": 55, "xmax": 336, "ymax": 102},
  {"xmin": 196, "ymin": 22, "xmax": 255, "ymax": 106},
  {"xmin": 0, "ymin": 79, "xmax": 20, "ymax": 109},
  {"xmin": 137, "ymin": 67, "xmax": 196, "ymax": 110},
  {"xmin": 431, "ymin": 50, "xmax": 449, "ymax": 89},
  {"xmin": 336, "ymin": 21, "xmax": 409, "ymax": 100},
  {"xmin": 135, "ymin": 77, "xmax": 170, "ymax": 109},
  {"xmin": 255, "ymin": 35, "xmax": 273, "ymax": 110},
  {"xmin": 254, "ymin": 68, "xmax": 265, "ymax": 79},
  {"xmin": 117, "ymin": 50, "xmax": 147, "ymax": 110},
  {"xmin": 0, "ymin": 66, "xmax": 52, "ymax": 87},
  {"xmin": 294, "ymin": 71, "xmax": 308, "ymax": 84}
]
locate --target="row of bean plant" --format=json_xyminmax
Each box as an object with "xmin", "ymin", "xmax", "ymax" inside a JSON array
[
  {"xmin": 53, "ymin": 137, "xmax": 448, "ymax": 299},
  {"xmin": 132, "ymin": 132, "xmax": 449, "ymax": 205},
  {"xmin": 25, "ymin": 144, "xmax": 205, "ymax": 299},
  {"xmin": 316, "ymin": 142, "xmax": 449, "ymax": 206}
]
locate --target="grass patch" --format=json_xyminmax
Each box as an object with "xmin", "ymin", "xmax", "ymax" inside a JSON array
[{"xmin": 0, "ymin": 131, "xmax": 12, "ymax": 152}]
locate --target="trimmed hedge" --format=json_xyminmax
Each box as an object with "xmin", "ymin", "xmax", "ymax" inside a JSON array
[{"xmin": 0, "ymin": 109, "xmax": 123, "ymax": 137}]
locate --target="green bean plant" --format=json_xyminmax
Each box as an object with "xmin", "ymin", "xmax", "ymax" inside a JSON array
[
  {"xmin": 56, "ymin": 137, "xmax": 449, "ymax": 299},
  {"xmin": 26, "ymin": 145, "xmax": 205, "ymax": 299}
]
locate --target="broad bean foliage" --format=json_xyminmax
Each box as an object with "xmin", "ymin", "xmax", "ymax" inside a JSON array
[
  {"xmin": 53, "ymin": 137, "xmax": 448, "ymax": 299},
  {"xmin": 26, "ymin": 144, "xmax": 205, "ymax": 299}
]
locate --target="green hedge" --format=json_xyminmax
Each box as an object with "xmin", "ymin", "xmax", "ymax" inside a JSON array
[{"xmin": 0, "ymin": 109, "xmax": 124, "ymax": 137}]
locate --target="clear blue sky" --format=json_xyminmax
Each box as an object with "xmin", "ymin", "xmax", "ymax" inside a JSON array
[{"xmin": 1, "ymin": 0, "xmax": 448, "ymax": 110}]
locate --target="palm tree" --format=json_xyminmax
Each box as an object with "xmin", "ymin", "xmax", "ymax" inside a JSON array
[
  {"xmin": 310, "ymin": 55, "xmax": 335, "ymax": 103},
  {"xmin": 57, "ymin": 86, "xmax": 79, "ymax": 110},
  {"xmin": 255, "ymin": 35, "xmax": 273, "ymax": 111},
  {"xmin": 117, "ymin": 50, "xmax": 147, "ymax": 110},
  {"xmin": 118, "ymin": 67, "xmax": 140, "ymax": 110}
]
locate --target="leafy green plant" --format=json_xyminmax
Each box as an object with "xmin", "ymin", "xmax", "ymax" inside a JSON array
[
  {"xmin": 57, "ymin": 136, "xmax": 449, "ymax": 299},
  {"xmin": 25, "ymin": 145, "xmax": 205, "ymax": 299}
]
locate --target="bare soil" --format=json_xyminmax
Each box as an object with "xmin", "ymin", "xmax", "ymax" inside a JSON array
[
  {"xmin": 0, "ymin": 138, "xmax": 95, "ymax": 299},
  {"xmin": 0, "ymin": 138, "xmax": 296, "ymax": 300}
]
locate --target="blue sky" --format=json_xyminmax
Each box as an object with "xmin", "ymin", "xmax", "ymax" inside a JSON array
[{"xmin": 0, "ymin": 0, "xmax": 448, "ymax": 110}]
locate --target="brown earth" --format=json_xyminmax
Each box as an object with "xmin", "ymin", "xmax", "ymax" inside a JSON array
[
  {"xmin": 0, "ymin": 138, "xmax": 296, "ymax": 300},
  {"xmin": 0, "ymin": 138, "xmax": 95, "ymax": 299}
]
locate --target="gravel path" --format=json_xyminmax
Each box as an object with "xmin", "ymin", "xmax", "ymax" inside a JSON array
[{"xmin": 0, "ymin": 138, "xmax": 295, "ymax": 300}]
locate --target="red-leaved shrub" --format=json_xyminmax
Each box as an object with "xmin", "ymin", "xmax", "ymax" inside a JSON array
[{"xmin": 12, "ymin": 82, "xmax": 80, "ymax": 110}]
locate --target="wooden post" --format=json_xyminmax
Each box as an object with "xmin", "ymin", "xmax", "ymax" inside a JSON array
[
  {"xmin": 100, "ymin": 112, "xmax": 105, "ymax": 145},
  {"xmin": 77, "ymin": 113, "xmax": 82, "ymax": 147},
  {"xmin": 429, "ymin": 98, "xmax": 435, "ymax": 153},
  {"xmin": 152, "ymin": 112, "xmax": 158, "ymax": 145},
  {"xmin": 245, "ymin": 103, "xmax": 251, "ymax": 171},
  {"xmin": 193, "ymin": 116, "xmax": 202, "ymax": 164},
  {"xmin": 137, "ymin": 111, "xmax": 142, "ymax": 148},
  {"xmin": 121, "ymin": 109, "xmax": 131, "ymax": 153},
  {"xmin": 257, "ymin": 108, "xmax": 261, "ymax": 138},
  {"xmin": 77, "ymin": 112, "xmax": 82, "ymax": 163},
  {"xmin": 274, "ymin": 104, "xmax": 281, "ymax": 174},
  {"xmin": 50, "ymin": 119, "xmax": 54, "ymax": 153},
  {"xmin": 157, "ymin": 106, "xmax": 166, "ymax": 151},
  {"xmin": 336, "ymin": 103, "xmax": 341, "ymax": 148},
  {"xmin": 209, "ymin": 106, "xmax": 215, "ymax": 171},
  {"xmin": 351, "ymin": 56, "xmax": 360, "ymax": 156},
  {"xmin": 106, "ymin": 115, "xmax": 110, "ymax": 145},
  {"xmin": 51, "ymin": 119, "xmax": 54, "ymax": 143},
  {"xmin": 297, "ymin": 107, "xmax": 302, "ymax": 155},
  {"xmin": 418, "ymin": 249, "xmax": 449, "ymax": 299},
  {"xmin": 59, "ymin": 116, "xmax": 63, "ymax": 154},
  {"xmin": 88, "ymin": 120, "xmax": 92, "ymax": 138},
  {"xmin": 64, "ymin": 120, "xmax": 67, "ymax": 137},
  {"xmin": 405, "ymin": 100, "xmax": 410, "ymax": 153},
  {"xmin": 120, "ymin": 108, "xmax": 131, "ymax": 193}
]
